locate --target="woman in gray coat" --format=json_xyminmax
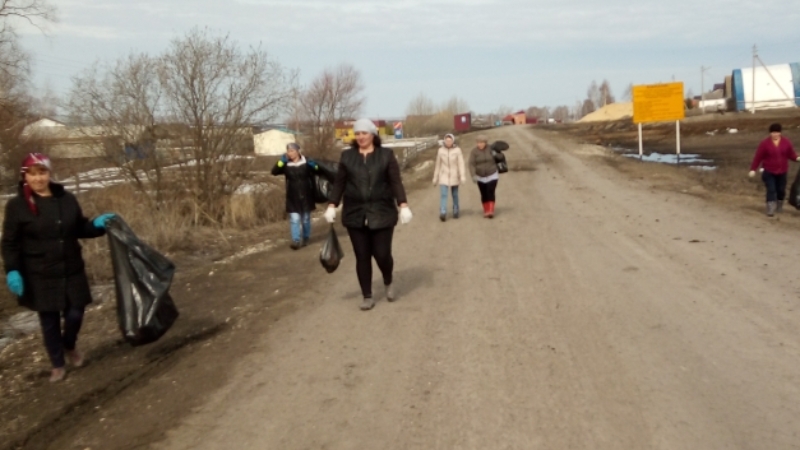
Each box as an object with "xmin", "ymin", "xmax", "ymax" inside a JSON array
[{"xmin": 468, "ymin": 135, "xmax": 499, "ymax": 218}]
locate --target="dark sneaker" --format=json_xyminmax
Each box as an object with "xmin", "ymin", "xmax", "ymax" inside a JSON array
[
  {"xmin": 290, "ymin": 241, "xmax": 301, "ymax": 250},
  {"xmin": 360, "ymin": 297, "xmax": 375, "ymax": 311},
  {"xmin": 302, "ymin": 238, "xmax": 309, "ymax": 247},
  {"xmin": 440, "ymin": 213, "xmax": 446, "ymax": 222},
  {"xmin": 453, "ymin": 210, "xmax": 459, "ymax": 219}
]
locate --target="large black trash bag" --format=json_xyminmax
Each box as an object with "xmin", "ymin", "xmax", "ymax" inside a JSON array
[
  {"xmin": 313, "ymin": 159, "xmax": 339, "ymax": 204},
  {"xmin": 320, "ymin": 225, "xmax": 344, "ymax": 273},
  {"xmin": 107, "ymin": 217, "xmax": 179, "ymax": 346},
  {"xmin": 491, "ymin": 140, "xmax": 510, "ymax": 152},
  {"xmin": 790, "ymin": 168, "xmax": 800, "ymax": 209},
  {"xmin": 492, "ymin": 150, "xmax": 509, "ymax": 174}
]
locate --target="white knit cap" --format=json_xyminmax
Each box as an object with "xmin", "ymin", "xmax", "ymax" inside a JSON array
[{"xmin": 353, "ymin": 118, "xmax": 378, "ymax": 135}]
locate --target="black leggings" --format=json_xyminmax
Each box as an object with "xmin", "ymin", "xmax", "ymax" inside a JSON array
[
  {"xmin": 38, "ymin": 304, "xmax": 85, "ymax": 369},
  {"xmin": 762, "ymin": 171, "xmax": 788, "ymax": 202},
  {"xmin": 347, "ymin": 226, "xmax": 395, "ymax": 298},
  {"xmin": 478, "ymin": 180, "xmax": 498, "ymax": 203}
]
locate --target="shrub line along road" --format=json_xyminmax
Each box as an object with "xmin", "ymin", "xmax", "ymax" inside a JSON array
[{"xmin": 53, "ymin": 126, "xmax": 800, "ymax": 448}]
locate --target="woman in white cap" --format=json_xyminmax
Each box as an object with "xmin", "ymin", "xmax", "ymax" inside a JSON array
[
  {"xmin": 325, "ymin": 119, "xmax": 413, "ymax": 311},
  {"xmin": 432, "ymin": 133, "xmax": 466, "ymax": 221}
]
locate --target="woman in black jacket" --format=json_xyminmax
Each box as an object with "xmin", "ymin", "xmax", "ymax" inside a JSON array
[
  {"xmin": 325, "ymin": 119, "xmax": 413, "ymax": 311},
  {"xmin": 1, "ymin": 153, "xmax": 116, "ymax": 382},
  {"xmin": 271, "ymin": 143, "xmax": 320, "ymax": 249}
]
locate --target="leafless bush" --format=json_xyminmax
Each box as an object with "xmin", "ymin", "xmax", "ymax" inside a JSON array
[
  {"xmin": 68, "ymin": 28, "xmax": 297, "ymax": 225},
  {"xmin": 404, "ymin": 93, "xmax": 469, "ymax": 137},
  {"xmin": 296, "ymin": 64, "xmax": 364, "ymax": 159}
]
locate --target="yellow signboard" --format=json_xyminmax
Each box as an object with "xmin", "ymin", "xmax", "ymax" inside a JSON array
[{"xmin": 632, "ymin": 82, "xmax": 685, "ymax": 124}]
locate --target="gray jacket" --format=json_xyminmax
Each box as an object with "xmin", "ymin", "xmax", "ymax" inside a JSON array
[{"xmin": 468, "ymin": 147, "xmax": 499, "ymax": 178}]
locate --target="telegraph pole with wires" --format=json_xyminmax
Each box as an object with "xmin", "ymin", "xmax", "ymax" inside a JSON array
[
  {"xmin": 751, "ymin": 45, "xmax": 758, "ymax": 114},
  {"xmin": 701, "ymin": 66, "xmax": 710, "ymax": 115}
]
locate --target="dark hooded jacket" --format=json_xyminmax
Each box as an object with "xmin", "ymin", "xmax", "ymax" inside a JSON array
[
  {"xmin": 271, "ymin": 156, "xmax": 318, "ymax": 213},
  {"xmin": 1, "ymin": 182, "xmax": 104, "ymax": 312}
]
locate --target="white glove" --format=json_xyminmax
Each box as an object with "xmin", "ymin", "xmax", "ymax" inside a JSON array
[
  {"xmin": 323, "ymin": 206, "xmax": 336, "ymax": 223},
  {"xmin": 399, "ymin": 206, "xmax": 413, "ymax": 225},
  {"xmin": 748, "ymin": 170, "xmax": 756, "ymax": 178}
]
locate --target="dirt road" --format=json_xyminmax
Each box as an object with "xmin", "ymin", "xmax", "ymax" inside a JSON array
[{"xmin": 45, "ymin": 125, "xmax": 800, "ymax": 449}]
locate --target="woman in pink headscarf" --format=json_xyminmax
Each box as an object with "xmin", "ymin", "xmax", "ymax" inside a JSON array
[{"xmin": 1, "ymin": 153, "xmax": 116, "ymax": 382}]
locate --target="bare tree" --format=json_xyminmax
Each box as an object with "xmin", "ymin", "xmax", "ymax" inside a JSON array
[
  {"xmin": 599, "ymin": 79, "xmax": 615, "ymax": 106},
  {"xmin": 69, "ymin": 28, "xmax": 297, "ymax": 225},
  {"xmin": 581, "ymin": 99, "xmax": 596, "ymax": 117},
  {"xmin": 551, "ymin": 105, "xmax": 570, "ymax": 123},
  {"xmin": 296, "ymin": 63, "xmax": 364, "ymax": 157},
  {"xmin": 405, "ymin": 93, "xmax": 437, "ymax": 137},
  {"xmin": 586, "ymin": 81, "xmax": 601, "ymax": 111},
  {"xmin": 440, "ymin": 96, "xmax": 469, "ymax": 115},
  {"xmin": 406, "ymin": 92, "xmax": 436, "ymax": 116},
  {"xmin": 622, "ymin": 83, "xmax": 634, "ymax": 101},
  {"xmin": 69, "ymin": 54, "xmax": 169, "ymax": 202},
  {"xmin": 0, "ymin": 0, "xmax": 56, "ymax": 97}
]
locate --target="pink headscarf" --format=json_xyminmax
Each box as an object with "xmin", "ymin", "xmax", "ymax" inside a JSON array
[{"xmin": 20, "ymin": 153, "xmax": 52, "ymax": 215}]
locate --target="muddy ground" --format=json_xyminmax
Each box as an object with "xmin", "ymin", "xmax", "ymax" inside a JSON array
[{"xmin": 0, "ymin": 148, "xmax": 438, "ymax": 450}]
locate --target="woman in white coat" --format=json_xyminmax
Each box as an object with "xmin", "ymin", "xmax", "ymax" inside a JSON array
[{"xmin": 432, "ymin": 134, "xmax": 466, "ymax": 221}]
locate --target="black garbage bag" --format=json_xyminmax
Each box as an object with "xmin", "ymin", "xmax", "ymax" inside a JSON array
[
  {"xmin": 312, "ymin": 159, "xmax": 339, "ymax": 204},
  {"xmin": 491, "ymin": 140, "xmax": 510, "ymax": 152},
  {"xmin": 492, "ymin": 150, "xmax": 509, "ymax": 174},
  {"xmin": 107, "ymin": 217, "xmax": 179, "ymax": 346},
  {"xmin": 315, "ymin": 159, "xmax": 338, "ymax": 182},
  {"xmin": 791, "ymin": 168, "xmax": 800, "ymax": 209},
  {"xmin": 320, "ymin": 225, "xmax": 344, "ymax": 273}
]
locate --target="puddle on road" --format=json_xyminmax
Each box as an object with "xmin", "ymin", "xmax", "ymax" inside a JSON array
[{"xmin": 613, "ymin": 147, "xmax": 717, "ymax": 170}]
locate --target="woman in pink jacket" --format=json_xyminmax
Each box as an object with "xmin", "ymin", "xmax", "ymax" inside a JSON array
[
  {"xmin": 432, "ymin": 134, "xmax": 466, "ymax": 221},
  {"xmin": 749, "ymin": 123, "xmax": 800, "ymax": 216}
]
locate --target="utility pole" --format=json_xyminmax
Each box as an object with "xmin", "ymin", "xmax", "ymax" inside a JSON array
[
  {"xmin": 701, "ymin": 66, "xmax": 710, "ymax": 115},
  {"xmin": 751, "ymin": 45, "xmax": 758, "ymax": 114}
]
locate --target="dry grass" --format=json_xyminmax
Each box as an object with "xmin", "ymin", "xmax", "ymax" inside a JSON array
[{"xmin": 76, "ymin": 182, "xmax": 287, "ymax": 284}]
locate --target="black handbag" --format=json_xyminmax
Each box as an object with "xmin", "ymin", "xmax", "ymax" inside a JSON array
[{"xmin": 492, "ymin": 150, "xmax": 509, "ymax": 174}]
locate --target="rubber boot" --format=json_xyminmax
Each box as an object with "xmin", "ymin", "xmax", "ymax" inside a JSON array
[
  {"xmin": 767, "ymin": 201, "xmax": 777, "ymax": 217},
  {"xmin": 777, "ymin": 200, "xmax": 784, "ymax": 214},
  {"xmin": 487, "ymin": 201, "xmax": 495, "ymax": 219},
  {"xmin": 482, "ymin": 202, "xmax": 490, "ymax": 218},
  {"xmin": 360, "ymin": 297, "xmax": 375, "ymax": 311}
]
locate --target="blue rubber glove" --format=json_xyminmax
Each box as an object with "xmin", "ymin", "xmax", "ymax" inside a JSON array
[
  {"xmin": 93, "ymin": 213, "xmax": 116, "ymax": 229},
  {"xmin": 308, "ymin": 160, "xmax": 319, "ymax": 171},
  {"xmin": 6, "ymin": 271, "xmax": 23, "ymax": 297},
  {"xmin": 280, "ymin": 154, "xmax": 288, "ymax": 164}
]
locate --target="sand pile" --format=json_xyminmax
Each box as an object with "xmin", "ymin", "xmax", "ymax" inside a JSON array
[{"xmin": 579, "ymin": 102, "xmax": 633, "ymax": 123}]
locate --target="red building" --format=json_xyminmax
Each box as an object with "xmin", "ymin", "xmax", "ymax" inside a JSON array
[{"xmin": 454, "ymin": 112, "xmax": 471, "ymax": 132}]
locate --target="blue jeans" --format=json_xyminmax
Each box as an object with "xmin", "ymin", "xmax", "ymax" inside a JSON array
[
  {"xmin": 289, "ymin": 212, "xmax": 311, "ymax": 242},
  {"xmin": 440, "ymin": 185, "xmax": 460, "ymax": 214}
]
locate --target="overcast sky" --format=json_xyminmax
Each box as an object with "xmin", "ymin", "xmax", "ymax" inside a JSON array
[{"xmin": 19, "ymin": 0, "xmax": 800, "ymax": 118}]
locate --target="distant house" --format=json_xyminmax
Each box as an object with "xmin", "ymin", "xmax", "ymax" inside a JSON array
[
  {"xmin": 253, "ymin": 128, "xmax": 297, "ymax": 156},
  {"xmin": 502, "ymin": 111, "xmax": 528, "ymax": 125}
]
